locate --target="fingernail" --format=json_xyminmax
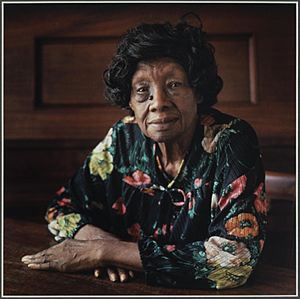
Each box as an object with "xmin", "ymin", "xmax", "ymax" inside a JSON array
[
  {"xmin": 94, "ymin": 269, "xmax": 100, "ymax": 278},
  {"xmin": 110, "ymin": 273, "xmax": 117, "ymax": 282},
  {"xmin": 21, "ymin": 256, "xmax": 30, "ymax": 261},
  {"xmin": 27, "ymin": 264, "xmax": 34, "ymax": 268},
  {"xmin": 120, "ymin": 273, "xmax": 127, "ymax": 282},
  {"xmin": 22, "ymin": 258, "xmax": 31, "ymax": 263}
]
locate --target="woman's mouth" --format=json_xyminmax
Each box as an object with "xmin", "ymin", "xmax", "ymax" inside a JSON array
[{"xmin": 148, "ymin": 117, "xmax": 178, "ymax": 131}]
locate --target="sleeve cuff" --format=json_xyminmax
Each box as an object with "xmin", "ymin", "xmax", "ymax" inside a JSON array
[{"xmin": 47, "ymin": 213, "xmax": 90, "ymax": 241}]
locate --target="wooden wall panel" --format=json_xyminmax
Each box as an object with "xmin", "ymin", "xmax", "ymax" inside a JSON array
[
  {"xmin": 212, "ymin": 35, "xmax": 251, "ymax": 103},
  {"xmin": 37, "ymin": 37, "xmax": 117, "ymax": 106}
]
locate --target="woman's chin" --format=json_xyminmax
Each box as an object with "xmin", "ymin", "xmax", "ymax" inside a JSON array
[{"xmin": 147, "ymin": 130, "xmax": 181, "ymax": 143}]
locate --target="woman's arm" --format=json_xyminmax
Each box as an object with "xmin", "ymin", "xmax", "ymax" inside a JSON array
[
  {"xmin": 73, "ymin": 224, "xmax": 139, "ymax": 282},
  {"xmin": 41, "ymin": 125, "xmax": 138, "ymax": 281},
  {"xmin": 74, "ymin": 224, "xmax": 119, "ymax": 241},
  {"xmin": 21, "ymin": 238, "xmax": 142, "ymax": 273},
  {"xmin": 45, "ymin": 127, "xmax": 117, "ymax": 241}
]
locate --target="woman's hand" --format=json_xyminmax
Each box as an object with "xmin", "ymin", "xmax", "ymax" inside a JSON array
[
  {"xmin": 21, "ymin": 237, "xmax": 142, "ymax": 280},
  {"xmin": 74, "ymin": 224, "xmax": 135, "ymax": 282},
  {"xmin": 21, "ymin": 238, "xmax": 106, "ymax": 272}
]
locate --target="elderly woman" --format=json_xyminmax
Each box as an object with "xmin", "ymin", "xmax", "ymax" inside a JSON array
[{"xmin": 21, "ymin": 17, "xmax": 267, "ymax": 290}]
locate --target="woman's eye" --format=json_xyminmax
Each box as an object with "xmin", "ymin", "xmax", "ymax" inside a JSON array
[
  {"xmin": 133, "ymin": 86, "xmax": 149, "ymax": 103},
  {"xmin": 168, "ymin": 81, "xmax": 183, "ymax": 89},
  {"xmin": 136, "ymin": 86, "xmax": 148, "ymax": 94}
]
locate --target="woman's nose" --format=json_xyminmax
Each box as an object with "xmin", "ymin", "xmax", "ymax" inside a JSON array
[{"xmin": 149, "ymin": 88, "xmax": 172, "ymax": 112}]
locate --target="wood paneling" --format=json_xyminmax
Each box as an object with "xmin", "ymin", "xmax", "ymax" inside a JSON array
[
  {"xmin": 36, "ymin": 37, "xmax": 118, "ymax": 106},
  {"xmin": 212, "ymin": 35, "xmax": 252, "ymax": 103}
]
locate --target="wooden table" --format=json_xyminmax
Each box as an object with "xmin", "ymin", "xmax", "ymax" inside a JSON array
[{"xmin": 4, "ymin": 216, "xmax": 297, "ymax": 296}]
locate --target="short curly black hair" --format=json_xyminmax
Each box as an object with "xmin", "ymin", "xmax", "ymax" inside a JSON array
[{"xmin": 103, "ymin": 16, "xmax": 223, "ymax": 110}]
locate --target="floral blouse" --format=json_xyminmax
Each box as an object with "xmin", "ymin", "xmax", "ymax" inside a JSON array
[{"xmin": 45, "ymin": 108, "xmax": 267, "ymax": 290}]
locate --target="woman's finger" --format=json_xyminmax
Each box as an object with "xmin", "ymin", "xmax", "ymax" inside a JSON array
[
  {"xmin": 117, "ymin": 268, "xmax": 128, "ymax": 282},
  {"xmin": 27, "ymin": 262, "xmax": 51, "ymax": 270},
  {"xmin": 94, "ymin": 268, "xmax": 102, "ymax": 278},
  {"xmin": 21, "ymin": 250, "xmax": 47, "ymax": 262},
  {"xmin": 107, "ymin": 267, "xmax": 118, "ymax": 282},
  {"xmin": 22, "ymin": 255, "xmax": 48, "ymax": 265}
]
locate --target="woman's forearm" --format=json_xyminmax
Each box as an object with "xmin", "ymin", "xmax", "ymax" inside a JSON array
[
  {"xmin": 75, "ymin": 226, "xmax": 143, "ymax": 271},
  {"xmin": 74, "ymin": 225, "xmax": 143, "ymax": 277},
  {"xmin": 101, "ymin": 240, "xmax": 143, "ymax": 272},
  {"xmin": 74, "ymin": 224, "xmax": 119, "ymax": 241}
]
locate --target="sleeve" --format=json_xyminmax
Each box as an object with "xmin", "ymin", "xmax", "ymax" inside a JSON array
[
  {"xmin": 45, "ymin": 126, "xmax": 117, "ymax": 241},
  {"xmin": 138, "ymin": 120, "xmax": 268, "ymax": 289}
]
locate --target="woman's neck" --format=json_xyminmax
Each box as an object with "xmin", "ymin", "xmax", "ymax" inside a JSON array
[{"xmin": 157, "ymin": 117, "xmax": 198, "ymax": 178}]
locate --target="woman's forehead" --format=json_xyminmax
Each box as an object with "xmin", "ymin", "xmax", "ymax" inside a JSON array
[{"xmin": 133, "ymin": 58, "xmax": 186, "ymax": 80}]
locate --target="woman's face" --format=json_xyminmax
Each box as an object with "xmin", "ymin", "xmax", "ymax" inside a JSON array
[{"xmin": 129, "ymin": 58, "xmax": 199, "ymax": 143}]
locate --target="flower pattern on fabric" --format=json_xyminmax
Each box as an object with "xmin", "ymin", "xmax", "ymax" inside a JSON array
[
  {"xmin": 204, "ymin": 236, "xmax": 251, "ymax": 267},
  {"xmin": 89, "ymin": 128, "xmax": 114, "ymax": 180},
  {"xmin": 165, "ymin": 244, "xmax": 176, "ymax": 252},
  {"xmin": 112, "ymin": 197, "xmax": 126, "ymax": 215},
  {"xmin": 170, "ymin": 188, "xmax": 186, "ymax": 207},
  {"xmin": 153, "ymin": 224, "xmax": 168, "ymax": 239},
  {"xmin": 122, "ymin": 115, "xmax": 136, "ymax": 124},
  {"xmin": 225, "ymin": 213, "xmax": 259, "ymax": 238},
  {"xmin": 127, "ymin": 223, "xmax": 141, "ymax": 241},
  {"xmin": 218, "ymin": 175, "xmax": 247, "ymax": 210},
  {"xmin": 254, "ymin": 183, "xmax": 269, "ymax": 215},
  {"xmin": 140, "ymin": 187, "xmax": 155, "ymax": 196},
  {"xmin": 48, "ymin": 213, "xmax": 81, "ymax": 241},
  {"xmin": 46, "ymin": 207, "xmax": 57, "ymax": 222},
  {"xmin": 201, "ymin": 123, "xmax": 231, "ymax": 153},
  {"xmin": 259, "ymin": 239, "xmax": 265, "ymax": 252},
  {"xmin": 187, "ymin": 192, "xmax": 196, "ymax": 218},
  {"xmin": 93, "ymin": 128, "xmax": 113, "ymax": 152},
  {"xmin": 57, "ymin": 197, "xmax": 71, "ymax": 207},
  {"xmin": 56, "ymin": 186, "xmax": 66, "ymax": 196},
  {"xmin": 194, "ymin": 178, "xmax": 202, "ymax": 188},
  {"xmin": 207, "ymin": 265, "xmax": 252, "ymax": 289},
  {"xmin": 211, "ymin": 193, "xmax": 218, "ymax": 209},
  {"xmin": 123, "ymin": 170, "xmax": 151, "ymax": 187}
]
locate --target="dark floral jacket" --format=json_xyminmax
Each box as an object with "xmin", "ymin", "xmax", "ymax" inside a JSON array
[{"xmin": 45, "ymin": 108, "xmax": 267, "ymax": 289}]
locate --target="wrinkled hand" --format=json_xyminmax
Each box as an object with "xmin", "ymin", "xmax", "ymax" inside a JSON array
[
  {"xmin": 21, "ymin": 238, "xmax": 105, "ymax": 272},
  {"xmin": 74, "ymin": 224, "xmax": 135, "ymax": 282}
]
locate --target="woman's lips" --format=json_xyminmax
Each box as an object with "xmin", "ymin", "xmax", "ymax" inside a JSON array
[{"xmin": 148, "ymin": 117, "xmax": 178, "ymax": 130}]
